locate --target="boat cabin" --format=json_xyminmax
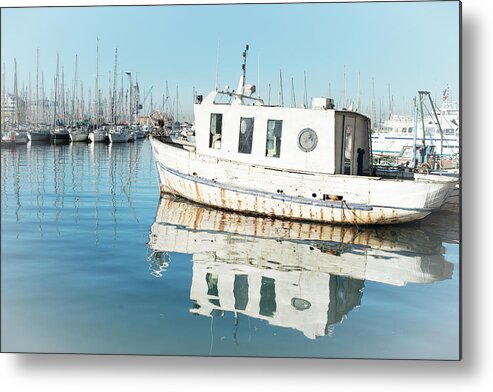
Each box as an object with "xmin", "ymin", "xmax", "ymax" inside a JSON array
[{"xmin": 193, "ymin": 89, "xmax": 371, "ymax": 176}]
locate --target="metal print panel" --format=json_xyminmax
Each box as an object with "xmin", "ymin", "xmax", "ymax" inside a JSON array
[{"xmin": 1, "ymin": 0, "xmax": 460, "ymax": 359}]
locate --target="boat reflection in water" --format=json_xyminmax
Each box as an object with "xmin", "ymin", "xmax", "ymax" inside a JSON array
[{"xmin": 148, "ymin": 196, "xmax": 453, "ymax": 340}]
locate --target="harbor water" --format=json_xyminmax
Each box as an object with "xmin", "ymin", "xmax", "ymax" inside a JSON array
[{"xmin": 1, "ymin": 140, "xmax": 459, "ymax": 359}]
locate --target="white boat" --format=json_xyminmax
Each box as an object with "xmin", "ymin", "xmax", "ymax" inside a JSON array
[
  {"xmin": 1, "ymin": 130, "xmax": 29, "ymax": 145},
  {"xmin": 108, "ymin": 126, "xmax": 130, "ymax": 143},
  {"xmin": 69, "ymin": 127, "xmax": 89, "ymax": 142},
  {"xmin": 149, "ymin": 46, "xmax": 458, "ymax": 225},
  {"xmin": 149, "ymin": 196, "xmax": 453, "ymax": 339},
  {"xmin": 131, "ymin": 125, "xmax": 146, "ymax": 139},
  {"xmin": 371, "ymin": 90, "xmax": 459, "ymax": 158},
  {"xmin": 88, "ymin": 127, "xmax": 108, "ymax": 143}
]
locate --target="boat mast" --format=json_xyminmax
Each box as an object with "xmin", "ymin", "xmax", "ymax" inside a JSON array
[
  {"xmin": 1, "ymin": 62, "xmax": 4, "ymax": 133},
  {"xmin": 418, "ymin": 91, "xmax": 427, "ymax": 153},
  {"xmin": 13, "ymin": 58, "xmax": 19, "ymax": 130},
  {"xmin": 357, "ymin": 72, "xmax": 361, "ymax": 112},
  {"xmin": 95, "ymin": 38, "xmax": 99, "ymax": 127},
  {"xmin": 279, "ymin": 69, "xmax": 284, "ymax": 107},
  {"xmin": 425, "ymin": 92, "xmax": 444, "ymax": 171},
  {"xmin": 61, "ymin": 66, "xmax": 66, "ymax": 126},
  {"xmin": 41, "ymin": 71, "xmax": 45, "ymax": 124},
  {"xmin": 236, "ymin": 44, "xmax": 249, "ymax": 96},
  {"xmin": 126, "ymin": 72, "xmax": 132, "ymax": 124},
  {"xmin": 343, "ymin": 65, "xmax": 346, "ymax": 108},
  {"xmin": 371, "ymin": 77, "xmax": 376, "ymax": 130},
  {"xmin": 291, "ymin": 77, "xmax": 296, "ymax": 108},
  {"xmin": 303, "ymin": 71, "xmax": 308, "ymax": 108},
  {"xmin": 113, "ymin": 48, "xmax": 118, "ymax": 125},
  {"xmin": 53, "ymin": 52, "xmax": 59, "ymax": 129},
  {"xmin": 412, "ymin": 96, "xmax": 418, "ymax": 168},
  {"xmin": 36, "ymin": 48, "xmax": 39, "ymax": 128},
  {"xmin": 73, "ymin": 54, "xmax": 78, "ymax": 123},
  {"xmin": 28, "ymin": 72, "xmax": 32, "ymax": 125}
]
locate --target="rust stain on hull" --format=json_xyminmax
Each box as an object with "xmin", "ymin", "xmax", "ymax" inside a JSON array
[
  {"xmin": 194, "ymin": 181, "xmax": 202, "ymax": 204},
  {"xmin": 220, "ymin": 188, "xmax": 226, "ymax": 208}
]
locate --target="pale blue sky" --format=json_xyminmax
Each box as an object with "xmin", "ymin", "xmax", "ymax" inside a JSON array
[{"xmin": 1, "ymin": 1, "xmax": 460, "ymax": 121}]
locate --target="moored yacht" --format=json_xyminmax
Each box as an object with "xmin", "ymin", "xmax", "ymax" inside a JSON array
[
  {"xmin": 69, "ymin": 125, "xmax": 89, "ymax": 142},
  {"xmin": 108, "ymin": 125, "xmax": 130, "ymax": 143},
  {"xmin": 1, "ymin": 129, "xmax": 29, "ymax": 145},
  {"xmin": 88, "ymin": 126, "xmax": 108, "ymax": 143},
  {"xmin": 28, "ymin": 125, "xmax": 51, "ymax": 142},
  {"xmin": 51, "ymin": 126, "xmax": 70, "ymax": 142},
  {"xmin": 371, "ymin": 88, "xmax": 459, "ymax": 159},
  {"xmin": 149, "ymin": 46, "xmax": 458, "ymax": 225}
]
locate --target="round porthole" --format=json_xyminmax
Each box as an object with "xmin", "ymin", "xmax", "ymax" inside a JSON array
[
  {"xmin": 297, "ymin": 128, "xmax": 318, "ymax": 152},
  {"xmin": 291, "ymin": 297, "xmax": 311, "ymax": 311}
]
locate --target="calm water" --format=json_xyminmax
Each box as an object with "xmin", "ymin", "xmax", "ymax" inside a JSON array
[{"xmin": 1, "ymin": 141, "xmax": 460, "ymax": 359}]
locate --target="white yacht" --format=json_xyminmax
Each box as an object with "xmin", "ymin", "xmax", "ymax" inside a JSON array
[
  {"xmin": 372, "ymin": 91, "xmax": 459, "ymax": 159},
  {"xmin": 149, "ymin": 46, "xmax": 458, "ymax": 225},
  {"xmin": 88, "ymin": 126, "xmax": 108, "ymax": 143},
  {"xmin": 108, "ymin": 125, "xmax": 130, "ymax": 143},
  {"xmin": 1, "ymin": 129, "xmax": 29, "ymax": 144},
  {"xmin": 69, "ymin": 126, "xmax": 89, "ymax": 142}
]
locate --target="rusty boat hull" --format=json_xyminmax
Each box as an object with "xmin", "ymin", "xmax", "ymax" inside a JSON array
[{"xmin": 150, "ymin": 136, "xmax": 457, "ymax": 225}]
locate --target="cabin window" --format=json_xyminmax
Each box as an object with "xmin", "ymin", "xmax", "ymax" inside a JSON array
[
  {"xmin": 266, "ymin": 119, "xmax": 282, "ymax": 158},
  {"xmin": 259, "ymin": 277, "xmax": 276, "ymax": 317},
  {"xmin": 234, "ymin": 274, "xmax": 249, "ymax": 311},
  {"xmin": 206, "ymin": 273, "xmax": 219, "ymax": 297},
  {"xmin": 209, "ymin": 113, "xmax": 223, "ymax": 149},
  {"xmin": 344, "ymin": 123, "xmax": 353, "ymax": 160},
  {"xmin": 238, "ymin": 117, "xmax": 254, "ymax": 154}
]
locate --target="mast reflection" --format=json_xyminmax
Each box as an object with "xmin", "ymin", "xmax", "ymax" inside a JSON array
[{"xmin": 148, "ymin": 196, "xmax": 453, "ymax": 339}]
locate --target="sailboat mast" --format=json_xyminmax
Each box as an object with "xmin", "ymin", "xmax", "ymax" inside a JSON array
[
  {"xmin": 36, "ymin": 48, "xmax": 39, "ymax": 127},
  {"xmin": 95, "ymin": 38, "xmax": 99, "ymax": 127},
  {"xmin": 113, "ymin": 48, "xmax": 118, "ymax": 124},
  {"xmin": 61, "ymin": 66, "xmax": 65, "ymax": 125},
  {"xmin": 1, "ymin": 63, "xmax": 5, "ymax": 133},
  {"xmin": 291, "ymin": 77, "xmax": 296, "ymax": 108},
  {"xmin": 279, "ymin": 70, "xmax": 284, "ymax": 107},
  {"xmin": 13, "ymin": 58, "xmax": 19, "ymax": 130},
  {"xmin": 303, "ymin": 71, "xmax": 307, "ymax": 108},
  {"xmin": 176, "ymin": 85, "xmax": 179, "ymax": 122},
  {"xmin": 28, "ymin": 73, "xmax": 32, "ymax": 125},
  {"xmin": 74, "ymin": 54, "xmax": 78, "ymax": 122},
  {"xmin": 53, "ymin": 53, "xmax": 59, "ymax": 128}
]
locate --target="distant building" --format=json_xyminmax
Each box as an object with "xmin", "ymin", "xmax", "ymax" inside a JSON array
[{"xmin": 1, "ymin": 93, "xmax": 26, "ymax": 124}]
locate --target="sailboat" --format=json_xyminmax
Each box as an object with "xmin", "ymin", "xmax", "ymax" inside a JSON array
[{"xmin": 2, "ymin": 59, "xmax": 29, "ymax": 145}]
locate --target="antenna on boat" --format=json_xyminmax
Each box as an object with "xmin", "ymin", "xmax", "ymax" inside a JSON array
[{"xmin": 237, "ymin": 44, "xmax": 249, "ymax": 96}]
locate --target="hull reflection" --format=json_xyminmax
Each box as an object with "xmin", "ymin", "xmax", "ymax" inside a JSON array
[{"xmin": 149, "ymin": 196, "xmax": 453, "ymax": 339}]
